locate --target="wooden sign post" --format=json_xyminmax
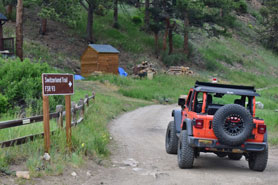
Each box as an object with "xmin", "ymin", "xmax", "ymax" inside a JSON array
[
  {"xmin": 42, "ymin": 74, "xmax": 74, "ymax": 153},
  {"xmin": 65, "ymin": 95, "xmax": 72, "ymax": 150},
  {"xmin": 42, "ymin": 95, "xmax": 50, "ymax": 153}
]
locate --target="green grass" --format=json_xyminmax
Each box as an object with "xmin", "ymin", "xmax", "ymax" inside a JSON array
[
  {"xmin": 74, "ymin": 7, "xmax": 155, "ymax": 53},
  {"xmin": 88, "ymin": 74, "xmax": 203, "ymax": 103},
  {"xmin": 0, "ymin": 84, "xmax": 151, "ymax": 176}
]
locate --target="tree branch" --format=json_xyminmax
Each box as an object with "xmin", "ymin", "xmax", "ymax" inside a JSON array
[{"xmin": 79, "ymin": 0, "xmax": 88, "ymax": 10}]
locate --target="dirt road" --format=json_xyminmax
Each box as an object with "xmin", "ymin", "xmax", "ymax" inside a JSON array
[{"xmin": 84, "ymin": 105, "xmax": 278, "ymax": 185}]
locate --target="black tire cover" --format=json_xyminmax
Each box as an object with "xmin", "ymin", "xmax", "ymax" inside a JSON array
[{"xmin": 213, "ymin": 104, "xmax": 253, "ymax": 146}]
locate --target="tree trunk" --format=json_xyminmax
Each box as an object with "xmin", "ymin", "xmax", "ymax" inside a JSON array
[
  {"xmin": 154, "ymin": 32, "xmax": 159, "ymax": 58},
  {"xmin": 16, "ymin": 0, "xmax": 23, "ymax": 61},
  {"xmin": 5, "ymin": 4, "xmax": 13, "ymax": 20},
  {"xmin": 0, "ymin": 24, "xmax": 3, "ymax": 51},
  {"xmin": 113, "ymin": 0, "xmax": 119, "ymax": 28},
  {"xmin": 144, "ymin": 0, "xmax": 150, "ymax": 28},
  {"xmin": 168, "ymin": 28, "xmax": 173, "ymax": 55},
  {"xmin": 135, "ymin": 0, "xmax": 140, "ymax": 8},
  {"xmin": 168, "ymin": 22, "xmax": 176, "ymax": 55},
  {"xmin": 87, "ymin": 4, "xmax": 94, "ymax": 43},
  {"xmin": 183, "ymin": 12, "xmax": 189, "ymax": 55},
  {"xmin": 40, "ymin": 18, "xmax": 47, "ymax": 35},
  {"xmin": 163, "ymin": 18, "xmax": 170, "ymax": 51}
]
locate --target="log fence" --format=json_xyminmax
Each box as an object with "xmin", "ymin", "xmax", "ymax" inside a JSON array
[{"xmin": 0, "ymin": 91, "xmax": 95, "ymax": 148}]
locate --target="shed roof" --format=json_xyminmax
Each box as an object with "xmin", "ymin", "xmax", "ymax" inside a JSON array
[
  {"xmin": 89, "ymin": 44, "xmax": 119, "ymax": 54},
  {"xmin": 0, "ymin": 13, "xmax": 7, "ymax": 21}
]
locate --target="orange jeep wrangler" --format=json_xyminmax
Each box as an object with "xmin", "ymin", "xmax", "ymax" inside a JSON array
[{"xmin": 165, "ymin": 81, "xmax": 268, "ymax": 171}]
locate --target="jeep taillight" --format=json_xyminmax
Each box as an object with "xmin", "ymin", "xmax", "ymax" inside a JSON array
[
  {"xmin": 258, "ymin": 125, "xmax": 266, "ymax": 134},
  {"xmin": 195, "ymin": 119, "xmax": 204, "ymax": 129}
]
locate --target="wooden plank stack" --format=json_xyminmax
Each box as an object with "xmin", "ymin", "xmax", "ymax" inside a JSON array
[{"xmin": 166, "ymin": 66, "xmax": 193, "ymax": 75}]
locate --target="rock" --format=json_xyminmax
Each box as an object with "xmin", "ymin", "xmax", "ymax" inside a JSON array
[
  {"xmin": 132, "ymin": 168, "xmax": 143, "ymax": 172},
  {"xmin": 86, "ymin": 171, "xmax": 91, "ymax": 176},
  {"xmin": 43, "ymin": 153, "xmax": 51, "ymax": 161},
  {"xmin": 16, "ymin": 171, "xmax": 30, "ymax": 179},
  {"xmin": 256, "ymin": 101, "xmax": 264, "ymax": 109},
  {"xmin": 123, "ymin": 158, "xmax": 138, "ymax": 167},
  {"xmin": 71, "ymin": 172, "xmax": 77, "ymax": 177},
  {"xmin": 275, "ymin": 109, "xmax": 278, "ymax": 112}
]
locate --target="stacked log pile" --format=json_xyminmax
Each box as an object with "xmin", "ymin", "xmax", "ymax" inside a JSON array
[
  {"xmin": 166, "ymin": 66, "xmax": 193, "ymax": 75},
  {"xmin": 133, "ymin": 61, "xmax": 157, "ymax": 78}
]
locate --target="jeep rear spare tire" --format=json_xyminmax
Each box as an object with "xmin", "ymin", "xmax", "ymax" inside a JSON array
[{"xmin": 213, "ymin": 104, "xmax": 253, "ymax": 146}]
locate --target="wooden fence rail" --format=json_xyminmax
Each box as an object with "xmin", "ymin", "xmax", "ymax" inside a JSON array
[{"xmin": 0, "ymin": 91, "xmax": 95, "ymax": 148}]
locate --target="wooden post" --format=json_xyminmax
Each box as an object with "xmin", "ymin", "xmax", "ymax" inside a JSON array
[
  {"xmin": 85, "ymin": 94, "xmax": 89, "ymax": 106},
  {"xmin": 71, "ymin": 102, "xmax": 77, "ymax": 126},
  {"xmin": 43, "ymin": 96, "xmax": 50, "ymax": 153},
  {"xmin": 16, "ymin": 0, "xmax": 23, "ymax": 61},
  {"xmin": 79, "ymin": 99, "xmax": 85, "ymax": 118},
  {"xmin": 56, "ymin": 105, "xmax": 63, "ymax": 128},
  {"xmin": 65, "ymin": 95, "xmax": 71, "ymax": 150}
]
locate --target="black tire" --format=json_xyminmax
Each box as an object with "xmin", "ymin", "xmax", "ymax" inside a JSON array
[
  {"xmin": 228, "ymin": 153, "xmax": 243, "ymax": 160},
  {"xmin": 165, "ymin": 121, "xmax": 178, "ymax": 154},
  {"xmin": 248, "ymin": 147, "xmax": 268, "ymax": 172},
  {"xmin": 216, "ymin": 152, "xmax": 227, "ymax": 158},
  {"xmin": 213, "ymin": 104, "xmax": 253, "ymax": 146},
  {"xmin": 177, "ymin": 130, "xmax": 194, "ymax": 169}
]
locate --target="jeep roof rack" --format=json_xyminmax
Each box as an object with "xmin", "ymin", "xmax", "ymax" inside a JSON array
[{"xmin": 194, "ymin": 81, "xmax": 260, "ymax": 96}]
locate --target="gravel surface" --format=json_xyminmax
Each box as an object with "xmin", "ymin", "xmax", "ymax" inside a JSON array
[{"xmin": 84, "ymin": 105, "xmax": 278, "ymax": 185}]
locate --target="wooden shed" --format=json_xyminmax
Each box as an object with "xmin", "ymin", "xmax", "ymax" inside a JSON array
[{"xmin": 81, "ymin": 44, "xmax": 120, "ymax": 76}]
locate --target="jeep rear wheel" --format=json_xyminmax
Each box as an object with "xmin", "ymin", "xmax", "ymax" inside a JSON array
[
  {"xmin": 177, "ymin": 130, "xmax": 194, "ymax": 169},
  {"xmin": 213, "ymin": 104, "xmax": 253, "ymax": 146},
  {"xmin": 165, "ymin": 121, "xmax": 178, "ymax": 154},
  {"xmin": 248, "ymin": 147, "xmax": 268, "ymax": 172},
  {"xmin": 228, "ymin": 153, "xmax": 243, "ymax": 160}
]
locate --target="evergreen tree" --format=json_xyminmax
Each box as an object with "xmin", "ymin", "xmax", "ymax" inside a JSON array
[{"xmin": 260, "ymin": 0, "xmax": 278, "ymax": 52}]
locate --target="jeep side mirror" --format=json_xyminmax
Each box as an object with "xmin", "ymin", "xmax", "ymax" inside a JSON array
[{"xmin": 178, "ymin": 98, "xmax": 186, "ymax": 108}]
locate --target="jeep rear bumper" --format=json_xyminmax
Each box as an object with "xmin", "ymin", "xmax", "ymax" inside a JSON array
[{"xmin": 188, "ymin": 136, "xmax": 267, "ymax": 152}]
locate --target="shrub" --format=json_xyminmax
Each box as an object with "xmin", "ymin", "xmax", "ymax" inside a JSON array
[
  {"xmin": 161, "ymin": 52, "xmax": 188, "ymax": 67},
  {"xmin": 233, "ymin": 0, "xmax": 248, "ymax": 14},
  {"xmin": 0, "ymin": 58, "xmax": 64, "ymax": 114},
  {"xmin": 132, "ymin": 16, "xmax": 142, "ymax": 25},
  {"xmin": 0, "ymin": 94, "xmax": 8, "ymax": 114},
  {"xmin": 95, "ymin": 4, "xmax": 107, "ymax": 16}
]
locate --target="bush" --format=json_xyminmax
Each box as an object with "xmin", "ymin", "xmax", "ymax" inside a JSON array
[
  {"xmin": 95, "ymin": 4, "xmax": 107, "ymax": 16},
  {"xmin": 0, "ymin": 58, "xmax": 64, "ymax": 114},
  {"xmin": 161, "ymin": 52, "xmax": 188, "ymax": 67},
  {"xmin": 132, "ymin": 16, "xmax": 142, "ymax": 25},
  {"xmin": 0, "ymin": 94, "xmax": 8, "ymax": 114},
  {"xmin": 233, "ymin": 0, "xmax": 248, "ymax": 14}
]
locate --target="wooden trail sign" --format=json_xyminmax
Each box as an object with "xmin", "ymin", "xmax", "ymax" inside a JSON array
[
  {"xmin": 42, "ymin": 74, "xmax": 74, "ymax": 96},
  {"xmin": 42, "ymin": 73, "xmax": 74, "ymax": 153}
]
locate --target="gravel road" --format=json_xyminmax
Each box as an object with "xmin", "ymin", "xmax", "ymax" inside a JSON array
[{"xmin": 85, "ymin": 104, "xmax": 278, "ymax": 185}]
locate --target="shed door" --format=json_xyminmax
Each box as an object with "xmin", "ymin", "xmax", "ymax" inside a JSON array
[{"xmin": 98, "ymin": 60, "xmax": 109, "ymax": 72}]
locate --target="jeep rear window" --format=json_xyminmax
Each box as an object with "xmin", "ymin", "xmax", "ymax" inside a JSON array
[{"xmin": 206, "ymin": 93, "xmax": 253, "ymax": 115}]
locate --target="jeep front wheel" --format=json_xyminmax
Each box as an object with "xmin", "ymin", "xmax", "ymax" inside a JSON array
[
  {"xmin": 165, "ymin": 121, "xmax": 178, "ymax": 154},
  {"xmin": 177, "ymin": 130, "xmax": 194, "ymax": 169},
  {"xmin": 248, "ymin": 147, "xmax": 268, "ymax": 172}
]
